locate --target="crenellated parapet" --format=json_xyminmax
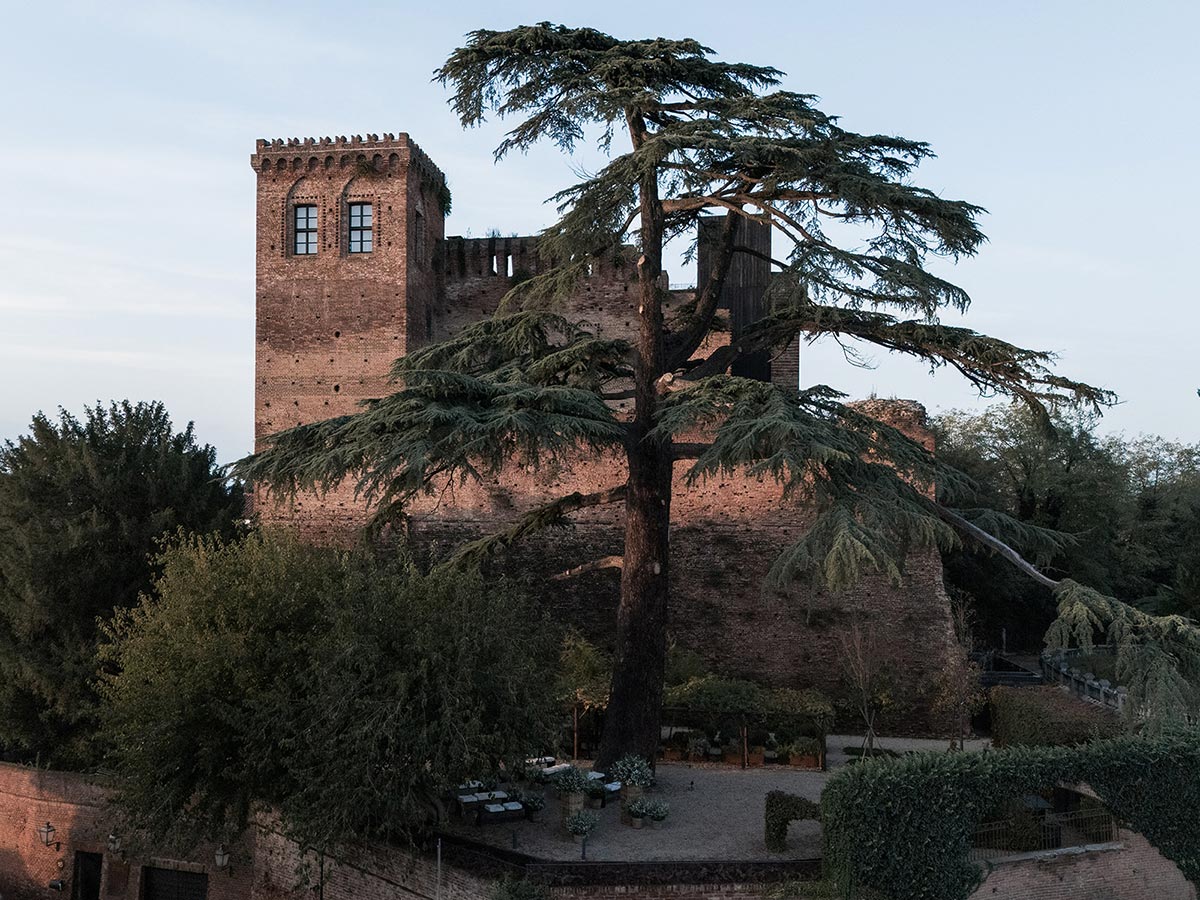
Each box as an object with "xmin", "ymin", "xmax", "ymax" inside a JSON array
[{"xmin": 250, "ymin": 133, "xmax": 445, "ymax": 186}]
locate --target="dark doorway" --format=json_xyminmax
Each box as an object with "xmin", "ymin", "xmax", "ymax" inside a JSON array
[
  {"xmin": 141, "ymin": 867, "xmax": 208, "ymax": 900},
  {"xmin": 72, "ymin": 851, "xmax": 102, "ymax": 900}
]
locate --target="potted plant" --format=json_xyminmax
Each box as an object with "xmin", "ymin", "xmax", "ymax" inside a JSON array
[
  {"xmin": 627, "ymin": 797, "xmax": 653, "ymax": 829},
  {"xmin": 722, "ymin": 739, "xmax": 743, "ymax": 767},
  {"xmin": 555, "ymin": 766, "xmax": 589, "ymax": 822},
  {"xmin": 645, "ymin": 800, "xmax": 669, "ymax": 829},
  {"xmin": 686, "ymin": 734, "xmax": 709, "ymax": 763},
  {"xmin": 747, "ymin": 730, "xmax": 770, "ymax": 767},
  {"xmin": 584, "ymin": 779, "xmax": 607, "ymax": 809},
  {"xmin": 565, "ymin": 810, "xmax": 599, "ymax": 844},
  {"xmin": 611, "ymin": 755, "xmax": 653, "ymax": 825},
  {"xmin": 522, "ymin": 793, "xmax": 546, "ymax": 821},
  {"xmin": 785, "ymin": 737, "xmax": 822, "ymax": 769},
  {"xmin": 662, "ymin": 732, "xmax": 688, "ymax": 762}
]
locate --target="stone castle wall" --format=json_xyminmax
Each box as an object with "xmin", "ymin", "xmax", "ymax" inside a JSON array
[{"xmin": 249, "ymin": 135, "xmax": 954, "ymax": 727}]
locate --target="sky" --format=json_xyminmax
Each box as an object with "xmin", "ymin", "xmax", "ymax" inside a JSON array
[{"xmin": 0, "ymin": 0, "xmax": 1196, "ymax": 463}]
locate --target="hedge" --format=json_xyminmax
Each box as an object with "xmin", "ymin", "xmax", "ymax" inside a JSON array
[
  {"xmin": 765, "ymin": 790, "xmax": 821, "ymax": 852},
  {"xmin": 663, "ymin": 676, "xmax": 834, "ymax": 736},
  {"xmin": 991, "ymin": 685, "xmax": 1124, "ymax": 748},
  {"xmin": 821, "ymin": 731, "xmax": 1200, "ymax": 900}
]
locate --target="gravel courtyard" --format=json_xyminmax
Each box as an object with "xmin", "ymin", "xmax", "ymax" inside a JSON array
[{"xmin": 447, "ymin": 761, "xmax": 828, "ymax": 862}]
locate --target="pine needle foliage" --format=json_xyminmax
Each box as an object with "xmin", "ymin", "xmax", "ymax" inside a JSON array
[{"xmin": 233, "ymin": 23, "xmax": 1135, "ymax": 760}]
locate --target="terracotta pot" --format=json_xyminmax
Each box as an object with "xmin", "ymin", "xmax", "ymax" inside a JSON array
[
  {"xmin": 788, "ymin": 755, "xmax": 820, "ymax": 769},
  {"xmin": 722, "ymin": 749, "xmax": 743, "ymax": 766},
  {"xmin": 747, "ymin": 749, "xmax": 766, "ymax": 767},
  {"xmin": 561, "ymin": 792, "xmax": 585, "ymax": 823},
  {"xmin": 650, "ymin": 818, "xmax": 663, "ymax": 829},
  {"xmin": 631, "ymin": 817, "xmax": 644, "ymax": 829},
  {"xmin": 620, "ymin": 785, "xmax": 644, "ymax": 825}
]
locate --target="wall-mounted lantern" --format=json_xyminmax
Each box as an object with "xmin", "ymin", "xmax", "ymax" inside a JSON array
[
  {"xmin": 107, "ymin": 833, "xmax": 121, "ymax": 854},
  {"xmin": 214, "ymin": 846, "xmax": 230, "ymax": 870},
  {"xmin": 37, "ymin": 821, "xmax": 60, "ymax": 851}
]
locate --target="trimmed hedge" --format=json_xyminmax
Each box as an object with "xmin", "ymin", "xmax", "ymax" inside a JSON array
[
  {"xmin": 991, "ymin": 685, "xmax": 1124, "ymax": 747},
  {"xmin": 821, "ymin": 731, "xmax": 1200, "ymax": 900},
  {"xmin": 765, "ymin": 790, "xmax": 821, "ymax": 852}
]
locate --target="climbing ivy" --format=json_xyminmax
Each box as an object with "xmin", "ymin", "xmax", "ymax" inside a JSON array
[{"xmin": 821, "ymin": 731, "xmax": 1200, "ymax": 900}]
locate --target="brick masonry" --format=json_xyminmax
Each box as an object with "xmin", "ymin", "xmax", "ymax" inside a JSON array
[
  {"xmin": 0, "ymin": 762, "xmax": 253, "ymax": 900},
  {"xmin": 970, "ymin": 830, "xmax": 1197, "ymax": 900},
  {"xmin": 1, "ymin": 764, "xmax": 1193, "ymax": 900},
  {"xmin": 250, "ymin": 134, "xmax": 954, "ymax": 728}
]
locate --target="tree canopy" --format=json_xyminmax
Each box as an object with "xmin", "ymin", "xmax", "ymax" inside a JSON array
[
  {"xmin": 232, "ymin": 23, "xmax": 1158, "ymax": 762},
  {"xmin": 0, "ymin": 400, "xmax": 241, "ymax": 768},
  {"xmin": 99, "ymin": 530, "xmax": 558, "ymax": 853}
]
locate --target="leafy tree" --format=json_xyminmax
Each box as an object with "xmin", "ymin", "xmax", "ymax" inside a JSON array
[
  {"xmin": 556, "ymin": 631, "xmax": 611, "ymax": 759},
  {"xmin": 234, "ymin": 23, "xmax": 1148, "ymax": 764},
  {"xmin": 99, "ymin": 530, "xmax": 558, "ymax": 853},
  {"xmin": 936, "ymin": 405, "xmax": 1200, "ymax": 721},
  {"xmin": 938, "ymin": 406, "xmax": 1200, "ymax": 645},
  {"xmin": 0, "ymin": 400, "xmax": 241, "ymax": 768}
]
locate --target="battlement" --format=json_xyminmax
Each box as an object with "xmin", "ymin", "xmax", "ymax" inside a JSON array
[{"xmin": 250, "ymin": 133, "xmax": 445, "ymax": 185}]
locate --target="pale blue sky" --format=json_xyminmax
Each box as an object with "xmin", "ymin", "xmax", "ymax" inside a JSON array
[{"xmin": 1, "ymin": 1, "xmax": 1196, "ymax": 461}]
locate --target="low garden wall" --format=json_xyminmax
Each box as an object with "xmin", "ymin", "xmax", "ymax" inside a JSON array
[{"xmin": 970, "ymin": 829, "xmax": 1196, "ymax": 900}]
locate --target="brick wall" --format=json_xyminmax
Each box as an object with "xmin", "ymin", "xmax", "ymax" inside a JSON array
[
  {"xmin": 0, "ymin": 762, "xmax": 252, "ymax": 900},
  {"xmin": 249, "ymin": 134, "xmax": 960, "ymax": 731},
  {"xmin": 970, "ymin": 830, "xmax": 1196, "ymax": 900},
  {"xmin": 253, "ymin": 827, "xmax": 490, "ymax": 900},
  {"xmin": 3, "ymin": 765, "xmax": 1193, "ymax": 900}
]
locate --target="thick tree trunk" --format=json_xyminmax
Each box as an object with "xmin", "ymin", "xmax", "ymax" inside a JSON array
[
  {"xmin": 596, "ymin": 116, "xmax": 673, "ymax": 769},
  {"xmin": 596, "ymin": 434, "xmax": 673, "ymax": 768}
]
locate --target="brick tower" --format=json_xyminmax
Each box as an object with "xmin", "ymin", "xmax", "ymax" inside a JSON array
[{"xmin": 250, "ymin": 135, "xmax": 446, "ymax": 536}]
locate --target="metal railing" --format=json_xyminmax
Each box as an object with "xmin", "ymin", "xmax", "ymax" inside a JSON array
[
  {"xmin": 1040, "ymin": 647, "xmax": 1128, "ymax": 714},
  {"xmin": 968, "ymin": 806, "xmax": 1117, "ymax": 862}
]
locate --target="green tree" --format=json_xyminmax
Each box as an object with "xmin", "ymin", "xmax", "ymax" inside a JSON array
[
  {"xmin": 233, "ymin": 24, "xmax": 1137, "ymax": 764},
  {"xmin": 936, "ymin": 406, "xmax": 1134, "ymax": 648},
  {"xmin": 99, "ymin": 530, "xmax": 557, "ymax": 852},
  {"xmin": 0, "ymin": 400, "xmax": 241, "ymax": 767},
  {"xmin": 937, "ymin": 406, "xmax": 1200, "ymax": 644},
  {"xmin": 935, "ymin": 405, "xmax": 1200, "ymax": 721}
]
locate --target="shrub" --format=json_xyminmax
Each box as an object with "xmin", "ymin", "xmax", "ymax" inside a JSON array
[
  {"xmin": 521, "ymin": 793, "xmax": 545, "ymax": 813},
  {"xmin": 764, "ymin": 790, "xmax": 821, "ymax": 853},
  {"xmin": 491, "ymin": 877, "xmax": 547, "ymax": 900},
  {"xmin": 584, "ymin": 779, "xmax": 607, "ymax": 800},
  {"xmin": 627, "ymin": 797, "xmax": 654, "ymax": 819},
  {"xmin": 664, "ymin": 675, "xmax": 770, "ymax": 717},
  {"xmin": 565, "ymin": 810, "xmax": 599, "ymax": 836},
  {"xmin": 553, "ymin": 766, "xmax": 590, "ymax": 796},
  {"xmin": 991, "ymin": 685, "xmax": 1124, "ymax": 747},
  {"xmin": 100, "ymin": 533, "xmax": 558, "ymax": 852},
  {"xmin": 769, "ymin": 688, "xmax": 836, "ymax": 731},
  {"xmin": 783, "ymin": 737, "xmax": 822, "ymax": 760},
  {"xmin": 611, "ymin": 754, "xmax": 653, "ymax": 787},
  {"xmin": 821, "ymin": 731, "xmax": 1200, "ymax": 899},
  {"xmin": 645, "ymin": 799, "xmax": 670, "ymax": 822}
]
